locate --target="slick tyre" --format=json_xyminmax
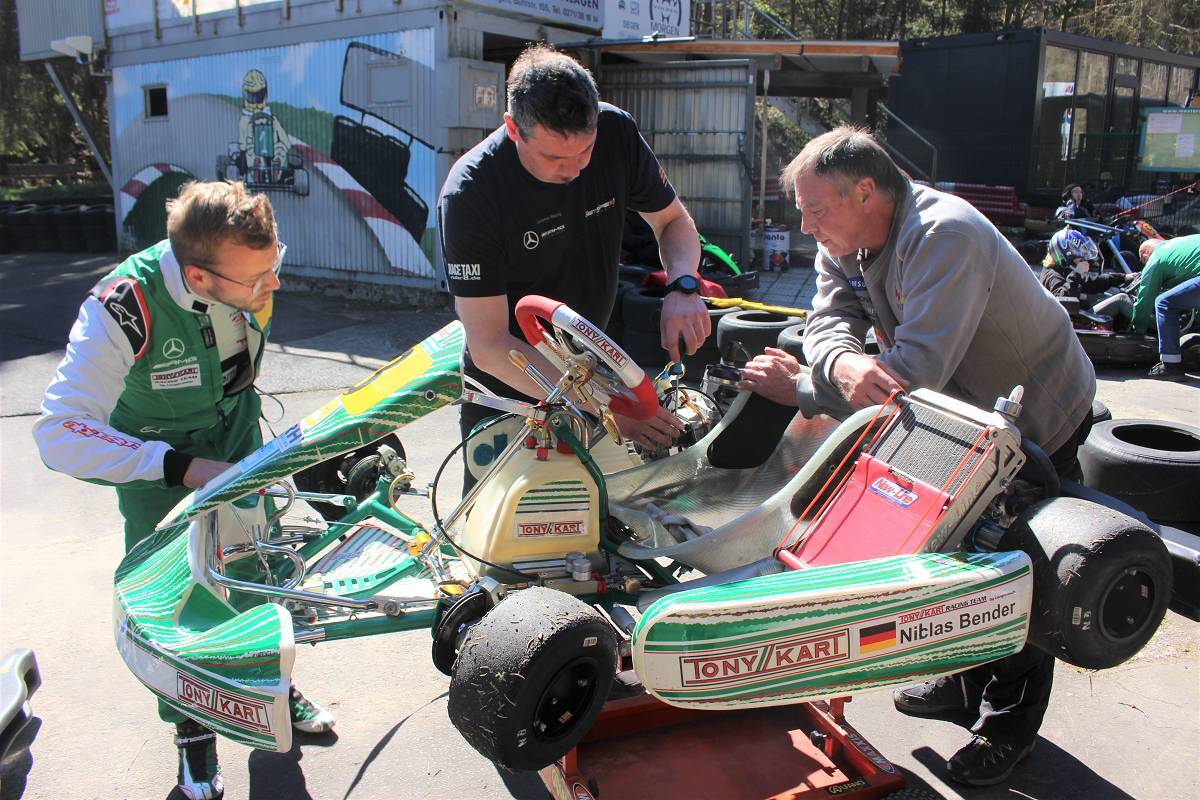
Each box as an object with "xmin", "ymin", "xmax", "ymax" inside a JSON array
[
  {"xmin": 716, "ymin": 310, "xmax": 804, "ymax": 363},
  {"xmin": 1091, "ymin": 400, "xmax": 1112, "ymax": 425},
  {"xmin": 776, "ymin": 323, "xmax": 807, "ymax": 363},
  {"xmin": 1010, "ymin": 498, "xmax": 1172, "ymax": 669},
  {"xmin": 448, "ymin": 587, "xmax": 617, "ymax": 771},
  {"xmin": 1078, "ymin": 419, "xmax": 1200, "ymax": 522},
  {"xmin": 1182, "ymin": 333, "xmax": 1200, "ymax": 371}
]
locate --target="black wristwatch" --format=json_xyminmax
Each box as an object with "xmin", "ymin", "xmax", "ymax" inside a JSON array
[{"xmin": 665, "ymin": 274, "xmax": 701, "ymax": 295}]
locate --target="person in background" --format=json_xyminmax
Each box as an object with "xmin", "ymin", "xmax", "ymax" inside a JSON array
[
  {"xmin": 1055, "ymin": 183, "xmax": 1094, "ymax": 221},
  {"xmin": 1131, "ymin": 235, "xmax": 1200, "ymax": 381},
  {"xmin": 1040, "ymin": 227, "xmax": 1136, "ymax": 325}
]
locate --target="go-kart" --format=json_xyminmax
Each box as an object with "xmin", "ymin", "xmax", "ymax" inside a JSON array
[
  {"xmin": 216, "ymin": 113, "xmax": 310, "ymax": 196},
  {"xmin": 1059, "ymin": 272, "xmax": 1199, "ymax": 368},
  {"xmin": 112, "ymin": 297, "xmax": 1173, "ymax": 786}
]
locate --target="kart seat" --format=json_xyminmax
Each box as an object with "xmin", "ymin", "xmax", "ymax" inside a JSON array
[
  {"xmin": 113, "ymin": 523, "xmax": 295, "ymax": 752},
  {"xmin": 613, "ymin": 389, "xmax": 1022, "ymax": 582},
  {"xmin": 607, "ymin": 391, "xmax": 867, "ymax": 574}
]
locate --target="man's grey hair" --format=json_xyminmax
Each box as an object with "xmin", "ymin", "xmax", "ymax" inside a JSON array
[
  {"xmin": 782, "ymin": 126, "xmax": 909, "ymax": 201},
  {"xmin": 507, "ymin": 44, "xmax": 599, "ymax": 140}
]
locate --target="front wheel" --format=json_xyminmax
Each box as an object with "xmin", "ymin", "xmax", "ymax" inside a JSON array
[{"xmin": 447, "ymin": 587, "xmax": 617, "ymax": 771}]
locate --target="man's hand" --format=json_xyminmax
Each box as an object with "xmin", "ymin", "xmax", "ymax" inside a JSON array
[
  {"xmin": 660, "ymin": 291, "xmax": 710, "ymax": 362},
  {"xmin": 738, "ymin": 347, "xmax": 802, "ymax": 405},
  {"xmin": 614, "ymin": 406, "xmax": 684, "ymax": 450},
  {"xmin": 830, "ymin": 351, "xmax": 908, "ymax": 408},
  {"xmin": 183, "ymin": 457, "xmax": 234, "ymax": 489}
]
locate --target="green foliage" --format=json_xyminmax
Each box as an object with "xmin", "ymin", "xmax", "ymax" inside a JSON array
[
  {"xmin": 0, "ymin": 179, "xmax": 109, "ymax": 201},
  {"xmin": 0, "ymin": 0, "xmax": 108, "ymax": 168},
  {"xmin": 705, "ymin": 0, "xmax": 1198, "ymax": 53}
]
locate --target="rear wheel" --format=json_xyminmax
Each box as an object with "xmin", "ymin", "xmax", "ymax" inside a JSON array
[
  {"xmin": 1008, "ymin": 498, "xmax": 1171, "ymax": 669},
  {"xmin": 448, "ymin": 587, "xmax": 617, "ymax": 771}
]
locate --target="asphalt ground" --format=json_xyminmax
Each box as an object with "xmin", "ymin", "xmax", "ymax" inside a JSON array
[{"xmin": 1, "ymin": 252, "xmax": 1197, "ymax": 800}]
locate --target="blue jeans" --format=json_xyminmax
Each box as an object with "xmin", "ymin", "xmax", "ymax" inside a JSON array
[{"xmin": 1155, "ymin": 275, "xmax": 1200, "ymax": 363}]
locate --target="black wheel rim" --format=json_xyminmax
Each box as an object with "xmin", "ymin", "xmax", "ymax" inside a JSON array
[
  {"xmin": 1098, "ymin": 566, "xmax": 1157, "ymax": 642},
  {"xmin": 531, "ymin": 657, "xmax": 600, "ymax": 742}
]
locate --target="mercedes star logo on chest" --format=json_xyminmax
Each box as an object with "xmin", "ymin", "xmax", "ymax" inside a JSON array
[
  {"xmin": 523, "ymin": 231, "xmax": 540, "ymax": 250},
  {"xmin": 162, "ymin": 338, "xmax": 186, "ymax": 359}
]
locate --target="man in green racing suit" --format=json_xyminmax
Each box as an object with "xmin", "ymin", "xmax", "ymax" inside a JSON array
[{"xmin": 34, "ymin": 181, "xmax": 334, "ymax": 800}]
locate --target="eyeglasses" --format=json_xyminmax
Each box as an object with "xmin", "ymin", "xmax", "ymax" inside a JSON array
[{"xmin": 196, "ymin": 242, "xmax": 286, "ymax": 293}]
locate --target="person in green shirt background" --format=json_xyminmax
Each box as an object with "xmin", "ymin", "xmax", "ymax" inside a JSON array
[{"xmin": 1132, "ymin": 235, "xmax": 1200, "ymax": 381}]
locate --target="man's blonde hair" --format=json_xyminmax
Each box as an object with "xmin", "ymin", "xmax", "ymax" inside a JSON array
[
  {"xmin": 1139, "ymin": 237, "xmax": 1167, "ymax": 265},
  {"xmin": 166, "ymin": 181, "xmax": 276, "ymax": 266},
  {"xmin": 782, "ymin": 126, "xmax": 908, "ymax": 201}
]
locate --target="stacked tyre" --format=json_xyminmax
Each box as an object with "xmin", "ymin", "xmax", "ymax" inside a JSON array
[
  {"xmin": 0, "ymin": 202, "xmax": 12, "ymax": 253},
  {"xmin": 80, "ymin": 204, "xmax": 115, "ymax": 253},
  {"xmin": 30, "ymin": 204, "xmax": 57, "ymax": 251},
  {"xmin": 776, "ymin": 322, "xmax": 806, "ymax": 363},
  {"xmin": 53, "ymin": 204, "xmax": 86, "ymax": 253},
  {"xmin": 1079, "ymin": 419, "xmax": 1200, "ymax": 523},
  {"xmin": 8, "ymin": 204, "xmax": 37, "ymax": 252},
  {"xmin": 620, "ymin": 286, "xmax": 732, "ymax": 380},
  {"xmin": 716, "ymin": 310, "xmax": 805, "ymax": 364}
]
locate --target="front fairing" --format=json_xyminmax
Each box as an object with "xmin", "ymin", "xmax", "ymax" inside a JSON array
[{"xmin": 181, "ymin": 322, "xmax": 465, "ymax": 518}]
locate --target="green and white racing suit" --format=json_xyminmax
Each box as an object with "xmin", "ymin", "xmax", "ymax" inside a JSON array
[{"xmin": 35, "ymin": 238, "xmax": 272, "ymax": 549}]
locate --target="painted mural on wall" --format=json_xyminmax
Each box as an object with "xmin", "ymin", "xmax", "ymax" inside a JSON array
[{"xmin": 111, "ymin": 30, "xmax": 438, "ymax": 283}]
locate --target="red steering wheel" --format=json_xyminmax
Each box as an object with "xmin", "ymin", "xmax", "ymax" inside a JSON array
[{"xmin": 514, "ymin": 296, "xmax": 659, "ymax": 421}]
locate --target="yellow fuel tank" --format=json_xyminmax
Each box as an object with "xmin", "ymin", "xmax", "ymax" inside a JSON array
[{"xmin": 458, "ymin": 444, "xmax": 601, "ymax": 580}]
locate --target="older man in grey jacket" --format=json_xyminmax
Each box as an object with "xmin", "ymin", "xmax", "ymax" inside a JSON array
[{"xmin": 740, "ymin": 127, "xmax": 1095, "ymax": 787}]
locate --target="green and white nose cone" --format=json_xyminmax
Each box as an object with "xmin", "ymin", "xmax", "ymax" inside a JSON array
[{"xmin": 632, "ymin": 551, "xmax": 1031, "ymax": 710}]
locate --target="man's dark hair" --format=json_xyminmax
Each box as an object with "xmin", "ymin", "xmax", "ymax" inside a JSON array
[
  {"xmin": 507, "ymin": 44, "xmax": 599, "ymax": 139},
  {"xmin": 782, "ymin": 126, "xmax": 909, "ymax": 202}
]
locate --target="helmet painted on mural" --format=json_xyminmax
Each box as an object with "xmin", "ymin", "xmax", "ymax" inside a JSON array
[
  {"xmin": 1048, "ymin": 228, "xmax": 1099, "ymax": 268},
  {"xmin": 242, "ymin": 69, "xmax": 268, "ymax": 111}
]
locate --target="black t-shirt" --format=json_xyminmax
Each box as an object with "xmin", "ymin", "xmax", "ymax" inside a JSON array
[{"xmin": 439, "ymin": 103, "xmax": 676, "ymax": 398}]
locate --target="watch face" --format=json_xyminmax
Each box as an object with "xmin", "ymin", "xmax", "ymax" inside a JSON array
[{"xmin": 673, "ymin": 274, "xmax": 700, "ymax": 293}]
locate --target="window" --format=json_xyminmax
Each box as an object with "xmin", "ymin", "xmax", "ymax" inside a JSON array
[
  {"xmin": 144, "ymin": 86, "xmax": 168, "ymax": 118},
  {"xmin": 1168, "ymin": 66, "xmax": 1195, "ymax": 108},
  {"xmin": 1140, "ymin": 62, "xmax": 1168, "ymax": 111},
  {"xmin": 1035, "ymin": 46, "xmax": 1079, "ymax": 189}
]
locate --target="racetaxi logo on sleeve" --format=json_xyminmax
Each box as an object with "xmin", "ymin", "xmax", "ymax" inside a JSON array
[{"xmin": 447, "ymin": 263, "xmax": 482, "ymax": 281}]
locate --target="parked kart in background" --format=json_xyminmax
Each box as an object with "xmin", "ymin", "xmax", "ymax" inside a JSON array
[
  {"xmin": 1021, "ymin": 216, "xmax": 1159, "ymax": 272},
  {"xmin": 111, "ymin": 298, "xmax": 1173, "ymax": 795},
  {"xmin": 1058, "ymin": 269, "xmax": 1199, "ymax": 368}
]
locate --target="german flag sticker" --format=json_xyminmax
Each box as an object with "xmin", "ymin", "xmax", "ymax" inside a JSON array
[{"xmin": 859, "ymin": 621, "xmax": 897, "ymax": 654}]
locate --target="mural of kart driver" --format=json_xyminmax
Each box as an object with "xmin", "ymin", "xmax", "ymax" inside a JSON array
[{"xmin": 219, "ymin": 69, "xmax": 310, "ymax": 195}]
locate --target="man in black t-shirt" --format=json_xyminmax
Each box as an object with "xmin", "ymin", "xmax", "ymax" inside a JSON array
[{"xmin": 439, "ymin": 44, "xmax": 709, "ymax": 459}]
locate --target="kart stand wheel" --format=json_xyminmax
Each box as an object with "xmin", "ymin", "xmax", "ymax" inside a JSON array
[
  {"xmin": 447, "ymin": 587, "xmax": 617, "ymax": 771},
  {"xmin": 1009, "ymin": 497, "xmax": 1171, "ymax": 670}
]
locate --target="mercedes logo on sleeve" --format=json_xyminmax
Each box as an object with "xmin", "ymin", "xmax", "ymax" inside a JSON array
[
  {"xmin": 162, "ymin": 338, "xmax": 186, "ymax": 359},
  {"xmin": 523, "ymin": 231, "xmax": 540, "ymax": 250}
]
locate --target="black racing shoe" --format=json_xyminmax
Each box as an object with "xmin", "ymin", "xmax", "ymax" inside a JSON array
[
  {"xmin": 175, "ymin": 720, "xmax": 223, "ymax": 800},
  {"xmin": 946, "ymin": 735, "xmax": 1035, "ymax": 786},
  {"xmin": 1148, "ymin": 361, "xmax": 1188, "ymax": 381},
  {"xmin": 892, "ymin": 675, "xmax": 973, "ymax": 716}
]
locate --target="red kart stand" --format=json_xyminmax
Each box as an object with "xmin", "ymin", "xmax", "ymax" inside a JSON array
[{"xmin": 539, "ymin": 692, "xmax": 907, "ymax": 800}]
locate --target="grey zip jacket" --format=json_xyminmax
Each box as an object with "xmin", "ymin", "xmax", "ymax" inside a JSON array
[{"xmin": 798, "ymin": 182, "xmax": 1095, "ymax": 454}]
